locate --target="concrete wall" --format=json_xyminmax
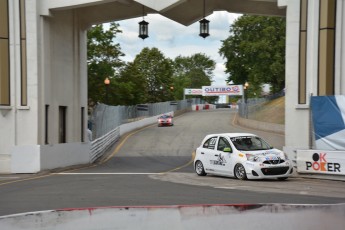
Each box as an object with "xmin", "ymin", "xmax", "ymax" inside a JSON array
[
  {"xmin": 120, "ymin": 112, "xmax": 174, "ymax": 136},
  {"xmin": 42, "ymin": 9, "xmax": 87, "ymax": 144},
  {"xmin": 282, "ymin": 0, "xmax": 345, "ymax": 158},
  {"xmin": 335, "ymin": 1, "xmax": 345, "ymax": 94},
  {"xmin": 1, "ymin": 204, "xmax": 344, "ymax": 230},
  {"xmin": 2, "ymin": 0, "xmax": 344, "ymax": 178},
  {"xmin": 280, "ymin": 0, "xmax": 311, "ymax": 158},
  {"xmin": 1, "ymin": 2, "xmax": 89, "ymax": 173},
  {"xmin": 236, "ymin": 116, "xmax": 285, "ymax": 135},
  {"xmin": 11, "ymin": 142, "xmax": 91, "ymax": 173},
  {"xmin": 0, "ymin": 0, "xmax": 40, "ymax": 173}
]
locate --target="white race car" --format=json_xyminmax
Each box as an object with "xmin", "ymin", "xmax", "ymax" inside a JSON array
[{"xmin": 194, "ymin": 133, "xmax": 293, "ymax": 180}]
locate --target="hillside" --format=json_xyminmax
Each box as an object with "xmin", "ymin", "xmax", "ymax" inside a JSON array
[{"xmin": 249, "ymin": 96, "xmax": 285, "ymax": 124}]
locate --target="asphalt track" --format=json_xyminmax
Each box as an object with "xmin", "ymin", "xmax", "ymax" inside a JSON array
[{"xmin": 0, "ymin": 109, "xmax": 344, "ymax": 216}]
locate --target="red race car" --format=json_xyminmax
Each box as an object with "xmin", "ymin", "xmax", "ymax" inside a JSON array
[{"xmin": 158, "ymin": 114, "xmax": 174, "ymax": 127}]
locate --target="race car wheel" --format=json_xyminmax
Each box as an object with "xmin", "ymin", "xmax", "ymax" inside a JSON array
[
  {"xmin": 195, "ymin": 161, "xmax": 207, "ymax": 176},
  {"xmin": 277, "ymin": 177, "xmax": 288, "ymax": 181},
  {"xmin": 234, "ymin": 164, "xmax": 247, "ymax": 180}
]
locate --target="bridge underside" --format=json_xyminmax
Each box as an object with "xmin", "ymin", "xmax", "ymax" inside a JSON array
[
  {"xmin": 41, "ymin": 0, "xmax": 285, "ymax": 28},
  {"xmin": 2, "ymin": 0, "xmax": 345, "ymax": 174}
]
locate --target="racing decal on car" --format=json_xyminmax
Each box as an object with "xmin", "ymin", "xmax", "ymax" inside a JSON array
[
  {"xmin": 210, "ymin": 153, "xmax": 227, "ymax": 166},
  {"xmin": 264, "ymin": 156, "xmax": 281, "ymax": 161},
  {"xmin": 263, "ymin": 150, "xmax": 280, "ymax": 155}
]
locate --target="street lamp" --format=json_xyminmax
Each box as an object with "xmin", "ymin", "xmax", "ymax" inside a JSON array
[
  {"xmin": 244, "ymin": 82, "xmax": 249, "ymax": 103},
  {"xmin": 138, "ymin": 20, "xmax": 149, "ymax": 39},
  {"xmin": 199, "ymin": 0, "xmax": 210, "ymax": 38},
  {"xmin": 104, "ymin": 77, "xmax": 110, "ymax": 104},
  {"xmin": 199, "ymin": 18, "xmax": 210, "ymax": 38},
  {"xmin": 138, "ymin": 6, "xmax": 149, "ymax": 40},
  {"xmin": 244, "ymin": 82, "xmax": 249, "ymax": 118}
]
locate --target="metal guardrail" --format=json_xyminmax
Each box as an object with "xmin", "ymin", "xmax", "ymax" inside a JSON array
[
  {"xmin": 90, "ymin": 127, "xmax": 120, "ymax": 163},
  {"xmin": 89, "ymin": 99, "xmax": 201, "ymax": 140},
  {"xmin": 89, "ymin": 98, "xmax": 201, "ymax": 162}
]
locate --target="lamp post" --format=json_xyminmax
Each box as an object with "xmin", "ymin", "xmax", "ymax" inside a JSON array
[
  {"xmin": 199, "ymin": 0, "xmax": 210, "ymax": 38},
  {"xmin": 244, "ymin": 81, "xmax": 249, "ymax": 103},
  {"xmin": 138, "ymin": 6, "xmax": 149, "ymax": 40},
  {"xmin": 170, "ymin": 86, "xmax": 174, "ymax": 100},
  {"xmin": 244, "ymin": 82, "xmax": 249, "ymax": 118},
  {"xmin": 138, "ymin": 20, "xmax": 149, "ymax": 39},
  {"xmin": 104, "ymin": 77, "xmax": 110, "ymax": 104}
]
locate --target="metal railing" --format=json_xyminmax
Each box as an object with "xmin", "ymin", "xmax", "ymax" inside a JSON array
[
  {"xmin": 238, "ymin": 98, "xmax": 268, "ymax": 119},
  {"xmin": 238, "ymin": 90, "xmax": 285, "ymax": 120},
  {"xmin": 89, "ymin": 99, "xmax": 201, "ymax": 140},
  {"xmin": 89, "ymin": 98, "xmax": 201, "ymax": 162},
  {"xmin": 90, "ymin": 127, "xmax": 120, "ymax": 163}
]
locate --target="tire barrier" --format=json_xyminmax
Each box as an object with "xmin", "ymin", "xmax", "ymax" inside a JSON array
[{"xmin": 0, "ymin": 203, "xmax": 344, "ymax": 230}]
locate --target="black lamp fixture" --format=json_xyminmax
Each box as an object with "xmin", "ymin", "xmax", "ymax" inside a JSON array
[
  {"xmin": 199, "ymin": 0, "xmax": 210, "ymax": 38},
  {"xmin": 138, "ymin": 6, "xmax": 149, "ymax": 40},
  {"xmin": 104, "ymin": 77, "xmax": 110, "ymax": 104}
]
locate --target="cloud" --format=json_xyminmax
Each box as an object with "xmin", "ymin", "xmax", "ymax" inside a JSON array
[{"xmin": 115, "ymin": 12, "xmax": 241, "ymax": 85}]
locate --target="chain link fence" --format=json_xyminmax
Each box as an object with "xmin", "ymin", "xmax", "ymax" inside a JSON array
[
  {"xmin": 238, "ymin": 98, "xmax": 268, "ymax": 119},
  {"xmin": 88, "ymin": 98, "xmax": 201, "ymax": 162},
  {"xmin": 89, "ymin": 98, "xmax": 202, "ymax": 140},
  {"xmin": 238, "ymin": 90, "xmax": 285, "ymax": 120}
]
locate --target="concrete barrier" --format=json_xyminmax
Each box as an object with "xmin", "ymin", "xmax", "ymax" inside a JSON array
[
  {"xmin": 11, "ymin": 142, "xmax": 91, "ymax": 173},
  {"xmin": 192, "ymin": 104, "xmax": 217, "ymax": 111},
  {"xmin": 236, "ymin": 115, "xmax": 285, "ymax": 135},
  {"xmin": 119, "ymin": 112, "xmax": 174, "ymax": 136},
  {"xmin": 1, "ymin": 203, "xmax": 344, "ymax": 230}
]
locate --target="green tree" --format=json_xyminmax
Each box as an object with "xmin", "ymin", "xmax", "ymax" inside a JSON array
[
  {"xmin": 132, "ymin": 47, "xmax": 174, "ymax": 103},
  {"xmin": 87, "ymin": 22, "xmax": 124, "ymax": 107},
  {"xmin": 219, "ymin": 15, "xmax": 285, "ymax": 95},
  {"xmin": 116, "ymin": 62, "xmax": 148, "ymax": 105},
  {"xmin": 172, "ymin": 53, "xmax": 215, "ymax": 100}
]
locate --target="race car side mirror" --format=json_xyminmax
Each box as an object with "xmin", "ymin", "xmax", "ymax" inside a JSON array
[{"xmin": 223, "ymin": 147, "xmax": 232, "ymax": 153}]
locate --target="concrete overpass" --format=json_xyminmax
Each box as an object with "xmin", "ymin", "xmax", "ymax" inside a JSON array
[{"xmin": 0, "ymin": 0, "xmax": 343, "ymax": 173}]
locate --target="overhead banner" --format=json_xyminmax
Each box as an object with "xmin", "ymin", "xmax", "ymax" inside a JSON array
[
  {"xmin": 311, "ymin": 96, "xmax": 345, "ymax": 150},
  {"xmin": 202, "ymin": 85, "xmax": 243, "ymax": 96},
  {"xmin": 184, "ymin": 88, "xmax": 203, "ymax": 95},
  {"xmin": 297, "ymin": 150, "xmax": 344, "ymax": 175}
]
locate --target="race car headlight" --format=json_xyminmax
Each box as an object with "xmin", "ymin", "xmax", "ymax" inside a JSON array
[{"xmin": 245, "ymin": 154, "xmax": 259, "ymax": 162}]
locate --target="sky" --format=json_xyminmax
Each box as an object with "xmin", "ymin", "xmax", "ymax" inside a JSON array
[{"xmin": 115, "ymin": 11, "xmax": 241, "ymax": 86}]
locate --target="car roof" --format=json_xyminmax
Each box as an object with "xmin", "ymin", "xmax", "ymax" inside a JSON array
[{"xmin": 204, "ymin": 133, "xmax": 256, "ymax": 139}]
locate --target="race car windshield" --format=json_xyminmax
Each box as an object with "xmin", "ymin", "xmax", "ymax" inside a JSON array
[{"xmin": 230, "ymin": 136, "xmax": 271, "ymax": 151}]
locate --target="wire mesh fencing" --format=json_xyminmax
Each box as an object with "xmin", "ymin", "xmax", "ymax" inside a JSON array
[
  {"xmin": 89, "ymin": 98, "xmax": 201, "ymax": 140},
  {"xmin": 238, "ymin": 96, "xmax": 285, "ymax": 124}
]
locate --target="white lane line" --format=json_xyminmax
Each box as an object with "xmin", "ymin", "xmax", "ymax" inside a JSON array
[
  {"xmin": 215, "ymin": 186, "xmax": 251, "ymax": 190},
  {"xmin": 0, "ymin": 177, "xmax": 20, "ymax": 179},
  {"xmin": 56, "ymin": 172, "xmax": 164, "ymax": 175}
]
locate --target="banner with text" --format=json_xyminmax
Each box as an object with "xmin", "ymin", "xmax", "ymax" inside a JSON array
[
  {"xmin": 297, "ymin": 150, "xmax": 344, "ymax": 175},
  {"xmin": 202, "ymin": 85, "xmax": 243, "ymax": 96},
  {"xmin": 184, "ymin": 88, "xmax": 203, "ymax": 95}
]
